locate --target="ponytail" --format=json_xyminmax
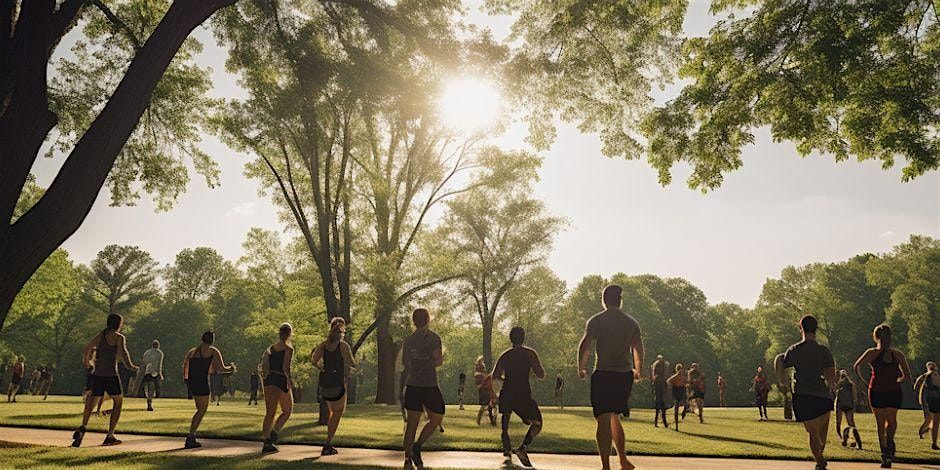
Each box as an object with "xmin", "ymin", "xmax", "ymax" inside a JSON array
[{"xmin": 873, "ymin": 323, "xmax": 892, "ymax": 350}]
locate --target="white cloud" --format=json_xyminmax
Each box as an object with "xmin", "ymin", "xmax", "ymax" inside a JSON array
[{"xmin": 226, "ymin": 202, "xmax": 257, "ymax": 217}]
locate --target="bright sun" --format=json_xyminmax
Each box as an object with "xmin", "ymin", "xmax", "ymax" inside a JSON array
[{"xmin": 436, "ymin": 77, "xmax": 502, "ymax": 133}]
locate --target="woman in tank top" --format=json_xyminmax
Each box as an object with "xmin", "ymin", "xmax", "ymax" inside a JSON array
[
  {"xmin": 834, "ymin": 369, "xmax": 862, "ymax": 449},
  {"xmin": 914, "ymin": 362, "xmax": 940, "ymax": 450},
  {"xmin": 182, "ymin": 331, "xmax": 235, "ymax": 449},
  {"xmin": 854, "ymin": 324, "xmax": 912, "ymax": 468},
  {"xmin": 312, "ymin": 317, "xmax": 358, "ymax": 456},
  {"xmin": 261, "ymin": 323, "xmax": 294, "ymax": 454}
]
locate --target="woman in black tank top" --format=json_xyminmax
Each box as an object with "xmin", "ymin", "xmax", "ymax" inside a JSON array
[
  {"xmin": 312, "ymin": 317, "xmax": 358, "ymax": 456},
  {"xmin": 261, "ymin": 323, "xmax": 294, "ymax": 454},
  {"xmin": 183, "ymin": 331, "xmax": 235, "ymax": 449}
]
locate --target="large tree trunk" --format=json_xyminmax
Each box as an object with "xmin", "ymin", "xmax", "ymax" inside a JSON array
[
  {"xmin": 374, "ymin": 313, "xmax": 398, "ymax": 404},
  {"xmin": 482, "ymin": 316, "xmax": 493, "ymax": 369}
]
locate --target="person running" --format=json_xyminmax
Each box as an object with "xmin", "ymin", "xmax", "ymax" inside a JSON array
[
  {"xmin": 554, "ymin": 373, "xmax": 566, "ymax": 410},
  {"xmin": 577, "ymin": 285, "xmax": 644, "ymax": 470},
  {"xmin": 688, "ymin": 363, "xmax": 706, "ymax": 423},
  {"xmin": 651, "ymin": 355, "xmax": 669, "ymax": 428},
  {"xmin": 312, "ymin": 317, "xmax": 358, "ymax": 456},
  {"xmin": 182, "ymin": 331, "xmax": 236, "ymax": 449},
  {"xmin": 401, "ymin": 308, "xmax": 445, "ymax": 470},
  {"xmin": 492, "ymin": 327, "xmax": 545, "ymax": 468},
  {"xmin": 248, "ymin": 366, "xmax": 261, "ymax": 406},
  {"xmin": 717, "ymin": 372, "xmax": 726, "ymax": 407},
  {"xmin": 753, "ymin": 366, "xmax": 771, "ymax": 421},
  {"xmin": 667, "ymin": 364, "xmax": 688, "ymax": 430},
  {"xmin": 854, "ymin": 324, "xmax": 912, "ymax": 468},
  {"xmin": 834, "ymin": 369, "xmax": 862, "ymax": 449},
  {"xmin": 72, "ymin": 313, "xmax": 139, "ymax": 447},
  {"xmin": 261, "ymin": 323, "xmax": 294, "ymax": 454},
  {"xmin": 914, "ymin": 361, "xmax": 939, "ymax": 450},
  {"xmin": 774, "ymin": 314, "xmax": 836, "ymax": 470},
  {"xmin": 29, "ymin": 367, "xmax": 41, "ymax": 395},
  {"xmin": 211, "ymin": 371, "xmax": 223, "ymax": 406},
  {"xmin": 457, "ymin": 372, "xmax": 466, "ymax": 410},
  {"xmin": 6, "ymin": 356, "xmax": 24, "ymax": 402},
  {"xmin": 140, "ymin": 340, "xmax": 164, "ymax": 411},
  {"xmin": 474, "ymin": 356, "xmax": 495, "ymax": 426},
  {"xmin": 39, "ymin": 366, "xmax": 54, "ymax": 400}
]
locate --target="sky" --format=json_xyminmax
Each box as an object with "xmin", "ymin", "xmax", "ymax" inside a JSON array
[{"xmin": 32, "ymin": 1, "xmax": 940, "ymax": 308}]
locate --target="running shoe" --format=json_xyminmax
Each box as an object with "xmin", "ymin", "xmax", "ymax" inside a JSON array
[
  {"xmin": 270, "ymin": 430, "xmax": 279, "ymax": 443},
  {"xmin": 184, "ymin": 436, "xmax": 202, "ymax": 449},
  {"xmin": 71, "ymin": 426, "xmax": 85, "ymax": 448},
  {"xmin": 102, "ymin": 435, "xmax": 122, "ymax": 446},
  {"xmin": 841, "ymin": 428, "xmax": 849, "ymax": 447},
  {"xmin": 514, "ymin": 446, "xmax": 533, "ymax": 468},
  {"xmin": 261, "ymin": 441, "xmax": 279, "ymax": 454},
  {"xmin": 932, "ymin": 444, "xmax": 939, "ymax": 450},
  {"xmin": 147, "ymin": 405, "xmax": 154, "ymax": 411},
  {"xmin": 321, "ymin": 444, "xmax": 338, "ymax": 456},
  {"xmin": 404, "ymin": 458, "xmax": 415, "ymax": 470},
  {"xmin": 411, "ymin": 443, "xmax": 424, "ymax": 468}
]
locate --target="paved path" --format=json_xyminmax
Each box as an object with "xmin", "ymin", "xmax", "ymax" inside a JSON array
[{"xmin": 0, "ymin": 426, "xmax": 937, "ymax": 469}]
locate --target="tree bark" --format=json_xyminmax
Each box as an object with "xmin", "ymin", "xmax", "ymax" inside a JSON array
[{"xmin": 374, "ymin": 312, "xmax": 398, "ymax": 404}]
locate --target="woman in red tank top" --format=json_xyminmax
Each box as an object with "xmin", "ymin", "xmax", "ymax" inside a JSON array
[{"xmin": 853, "ymin": 324, "xmax": 912, "ymax": 469}]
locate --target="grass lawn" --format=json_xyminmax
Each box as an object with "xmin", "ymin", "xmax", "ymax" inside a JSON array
[{"xmin": 0, "ymin": 395, "xmax": 937, "ymax": 463}]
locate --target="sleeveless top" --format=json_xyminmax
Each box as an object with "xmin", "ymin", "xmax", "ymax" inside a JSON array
[
  {"xmin": 869, "ymin": 348, "xmax": 901, "ymax": 392},
  {"xmin": 94, "ymin": 331, "xmax": 118, "ymax": 377},
  {"xmin": 924, "ymin": 372, "xmax": 940, "ymax": 399},
  {"xmin": 189, "ymin": 346, "xmax": 212, "ymax": 384},
  {"xmin": 318, "ymin": 343, "xmax": 344, "ymax": 388},
  {"xmin": 268, "ymin": 345, "xmax": 286, "ymax": 376},
  {"xmin": 835, "ymin": 379, "xmax": 854, "ymax": 405},
  {"xmin": 11, "ymin": 363, "xmax": 23, "ymax": 377}
]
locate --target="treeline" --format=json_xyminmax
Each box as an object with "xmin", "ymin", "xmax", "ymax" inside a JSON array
[{"xmin": 3, "ymin": 233, "xmax": 935, "ymax": 408}]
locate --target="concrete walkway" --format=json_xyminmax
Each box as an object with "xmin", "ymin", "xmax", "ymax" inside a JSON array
[{"xmin": 0, "ymin": 426, "xmax": 937, "ymax": 469}]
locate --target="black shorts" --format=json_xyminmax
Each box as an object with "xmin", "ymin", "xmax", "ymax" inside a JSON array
[
  {"xmin": 590, "ymin": 370, "xmax": 633, "ymax": 417},
  {"xmin": 321, "ymin": 384, "xmax": 346, "ymax": 402},
  {"xmin": 653, "ymin": 381, "xmax": 667, "ymax": 409},
  {"xmin": 836, "ymin": 403, "xmax": 855, "ymax": 412},
  {"xmin": 499, "ymin": 394, "xmax": 542, "ymax": 424},
  {"xmin": 142, "ymin": 374, "xmax": 159, "ymax": 383},
  {"xmin": 265, "ymin": 374, "xmax": 289, "ymax": 393},
  {"xmin": 793, "ymin": 394, "xmax": 832, "ymax": 422},
  {"xmin": 690, "ymin": 389, "xmax": 706, "ymax": 400},
  {"xmin": 90, "ymin": 375, "xmax": 122, "ymax": 397},
  {"xmin": 869, "ymin": 389, "xmax": 902, "ymax": 409},
  {"xmin": 187, "ymin": 377, "xmax": 211, "ymax": 397},
  {"xmin": 478, "ymin": 388, "xmax": 490, "ymax": 405},
  {"xmin": 11, "ymin": 374, "xmax": 22, "ymax": 386},
  {"xmin": 84, "ymin": 374, "xmax": 94, "ymax": 391},
  {"xmin": 926, "ymin": 397, "xmax": 940, "ymax": 414},
  {"xmin": 673, "ymin": 386, "xmax": 687, "ymax": 405},
  {"xmin": 404, "ymin": 385, "xmax": 446, "ymax": 415}
]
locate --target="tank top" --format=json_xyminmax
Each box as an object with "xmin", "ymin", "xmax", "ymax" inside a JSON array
[
  {"xmin": 319, "ymin": 343, "xmax": 344, "ymax": 388},
  {"xmin": 869, "ymin": 348, "xmax": 901, "ymax": 392},
  {"xmin": 11, "ymin": 363, "xmax": 23, "ymax": 377},
  {"xmin": 189, "ymin": 346, "xmax": 212, "ymax": 382},
  {"xmin": 268, "ymin": 345, "xmax": 286, "ymax": 375},
  {"xmin": 835, "ymin": 380, "xmax": 854, "ymax": 405},
  {"xmin": 94, "ymin": 331, "xmax": 119, "ymax": 377}
]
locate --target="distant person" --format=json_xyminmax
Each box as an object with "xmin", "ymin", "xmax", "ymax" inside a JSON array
[
  {"xmin": 39, "ymin": 366, "xmax": 54, "ymax": 400},
  {"xmin": 211, "ymin": 371, "xmax": 224, "ymax": 406},
  {"xmin": 72, "ymin": 313, "xmax": 139, "ymax": 447},
  {"xmin": 401, "ymin": 308, "xmax": 445, "ymax": 470},
  {"xmin": 752, "ymin": 366, "xmax": 771, "ymax": 421},
  {"xmin": 667, "ymin": 363, "xmax": 689, "ymax": 430},
  {"xmin": 28, "ymin": 367, "xmax": 40, "ymax": 395},
  {"xmin": 688, "ymin": 363, "xmax": 706, "ymax": 423},
  {"xmin": 312, "ymin": 317, "xmax": 358, "ymax": 456},
  {"xmin": 577, "ymin": 285, "xmax": 644, "ymax": 470},
  {"xmin": 854, "ymin": 323, "xmax": 912, "ymax": 468},
  {"xmin": 261, "ymin": 323, "xmax": 294, "ymax": 454},
  {"xmin": 182, "ymin": 331, "xmax": 236, "ymax": 449},
  {"xmin": 140, "ymin": 340, "xmax": 164, "ymax": 411},
  {"xmin": 554, "ymin": 372, "xmax": 566, "ymax": 410},
  {"xmin": 650, "ymin": 355, "xmax": 669, "ymax": 428},
  {"xmin": 492, "ymin": 327, "xmax": 545, "ymax": 468},
  {"xmin": 834, "ymin": 369, "xmax": 861, "ymax": 449},
  {"xmin": 474, "ymin": 356, "xmax": 495, "ymax": 426},
  {"xmin": 913, "ymin": 361, "xmax": 939, "ymax": 450},
  {"xmin": 6, "ymin": 356, "xmax": 24, "ymax": 402},
  {"xmin": 248, "ymin": 366, "xmax": 261, "ymax": 406},
  {"xmin": 774, "ymin": 314, "xmax": 836, "ymax": 470},
  {"xmin": 717, "ymin": 372, "xmax": 726, "ymax": 407},
  {"xmin": 457, "ymin": 372, "xmax": 467, "ymax": 410}
]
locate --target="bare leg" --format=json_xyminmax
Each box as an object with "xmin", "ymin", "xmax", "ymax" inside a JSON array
[
  {"xmin": 325, "ymin": 394, "xmax": 347, "ymax": 444},
  {"xmin": 189, "ymin": 395, "xmax": 209, "ymax": 436},
  {"xmin": 403, "ymin": 409, "xmax": 422, "ymax": 459},
  {"xmin": 873, "ymin": 408, "xmax": 887, "ymax": 455},
  {"xmin": 417, "ymin": 411, "xmax": 443, "ymax": 446},
  {"xmin": 80, "ymin": 392, "xmax": 97, "ymax": 428},
  {"xmin": 931, "ymin": 412, "xmax": 939, "ymax": 448},
  {"xmin": 885, "ymin": 407, "xmax": 898, "ymax": 457},
  {"xmin": 108, "ymin": 395, "xmax": 123, "ymax": 436},
  {"xmin": 610, "ymin": 414, "xmax": 634, "ymax": 470},
  {"xmin": 500, "ymin": 412, "xmax": 512, "ymax": 453},
  {"xmin": 835, "ymin": 410, "xmax": 843, "ymax": 440},
  {"xmin": 262, "ymin": 386, "xmax": 280, "ymax": 439},
  {"xmin": 595, "ymin": 413, "xmax": 614, "ymax": 470},
  {"xmin": 273, "ymin": 388, "xmax": 293, "ymax": 434},
  {"xmin": 802, "ymin": 412, "xmax": 828, "ymax": 466}
]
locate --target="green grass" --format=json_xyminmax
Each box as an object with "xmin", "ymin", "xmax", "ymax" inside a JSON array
[{"xmin": 0, "ymin": 395, "xmax": 937, "ymax": 463}]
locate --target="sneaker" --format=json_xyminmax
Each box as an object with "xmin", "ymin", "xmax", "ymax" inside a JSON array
[
  {"xmin": 102, "ymin": 435, "xmax": 122, "ymax": 446},
  {"xmin": 147, "ymin": 405, "xmax": 154, "ymax": 412},
  {"xmin": 514, "ymin": 446, "xmax": 533, "ymax": 468},
  {"xmin": 270, "ymin": 430, "xmax": 279, "ymax": 444},
  {"xmin": 931, "ymin": 444, "xmax": 939, "ymax": 450},
  {"xmin": 71, "ymin": 426, "xmax": 85, "ymax": 448},
  {"xmin": 404, "ymin": 458, "xmax": 415, "ymax": 470},
  {"xmin": 321, "ymin": 444, "xmax": 338, "ymax": 456},
  {"xmin": 184, "ymin": 436, "xmax": 202, "ymax": 449},
  {"xmin": 261, "ymin": 441, "xmax": 279, "ymax": 454},
  {"xmin": 411, "ymin": 443, "xmax": 424, "ymax": 468},
  {"xmin": 438, "ymin": 424, "xmax": 445, "ymax": 433},
  {"xmin": 841, "ymin": 428, "xmax": 849, "ymax": 447}
]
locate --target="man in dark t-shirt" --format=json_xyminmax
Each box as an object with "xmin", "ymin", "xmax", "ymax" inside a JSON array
[
  {"xmin": 651, "ymin": 355, "xmax": 668, "ymax": 428},
  {"xmin": 775, "ymin": 314, "xmax": 836, "ymax": 470},
  {"xmin": 493, "ymin": 327, "xmax": 545, "ymax": 468},
  {"xmin": 554, "ymin": 373, "xmax": 565, "ymax": 410},
  {"xmin": 401, "ymin": 308, "xmax": 444, "ymax": 470}
]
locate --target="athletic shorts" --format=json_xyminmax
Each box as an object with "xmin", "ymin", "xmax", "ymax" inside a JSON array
[
  {"xmin": 142, "ymin": 374, "xmax": 159, "ymax": 383},
  {"xmin": 478, "ymin": 388, "xmax": 490, "ymax": 405},
  {"xmin": 90, "ymin": 375, "xmax": 122, "ymax": 397},
  {"xmin": 84, "ymin": 374, "xmax": 94, "ymax": 391},
  {"xmin": 792, "ymin": 393, "xmax": 832, "ymax": 422},
  {"xmin": 926, "ymin": 397, "xmax": 940, "ymax": 414},
  {"xmin": 837, "ymin": 404, "xmax": 855, "ymax": 412},
  {"xmin": 590, "ymin": 370, "xmax": 632, "ymax": 417},
  {"xmin": 673, "ymin": 386, "xmax": 688, "ymax": 405},
  {"xmin": 265, "ymin": 374, "xmax": 289, "ymax": 393},
  {"xmin": 499, "ymin": 395, "xmax": 542, "ymax": 424},
  {"xmin": 690, "ymin": 389, "xmax": 706, "ymax": 400},
  {"xmin": 321, "ymin": 384, "xmax": 346, "ymax": 402},
  {"xmin": 653, "ymin": 381, "xmax": 667, "ymax": 409},
  {"xmin": 10, "ymin": 374, "xmax": 21, "ymax": 386},
  {"xmin": 404, "ymin": 385, "xmax": 446, "ymax": 415},
  {"xmin": 869, "ymin": 389, "xmax": 902, "ymax": 409},
  {"xmin": 187, "ymin": 377, "xmax": 211, "ymax": 397}
]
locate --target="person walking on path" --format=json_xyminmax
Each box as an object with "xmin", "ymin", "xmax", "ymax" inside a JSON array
[
  {"xmin": 72, "ymin": 313, "xmax": 139, "ymax": 448},
  {"xmin": 457, "ymin": 372, "xmax": 466, "ymax": 410},
  {"xmin": 248, "ymin": 366, "xmax": 261, "ymax": 406},
  {"xmin": 140, "ymin": 340, "xmax": 163, "ymax": 411},
  {"xmin": 554, "ymin": 373, "xmax": 566, "ymax": 410},
  {"xmin": 688, "ymin": 363, "xmax": 706, "ymax": 423},
  {"xmin": 401, "ymin": 308, "xmax": 445, "ymax": 470},
  {"xmin": 182, "ymin": 331, "xmax": 236, "ymax": 449},
  {"xmin": 667, "ymin": 364, "xmax": 688, "ymax": 430},
  {"xmin": 6, "ymin": 356, "xmax": 24, "ymax": 402},
  {"xmin": 717, "ymin": 372, "xmax": 726, "ymax": 407},
  {"xmin": 492, "ymin": 326, "xmax": 545, "ymax": 468},
  {"xmin": 774, "ymin": 314, "xmax": 836, "ymax": 470},
  {"xmin": 261, "ymin": 323, "xmax": 294, "ymax": 454},
  {"xmin": 651, "ymin": 355, "xmax": 669, "ymax": 428},
  {"xmin": 854, "ymin": 323, "xmax": 912, "ymax": 468},
  {"xmin": 913, "ymin": 361, "xmax": 939, "ymax": 450},
  {"xmin": 834, "ymin": 369, "xmax": 861, "ymax": 449},
  {"xmin": 577, "ymin": 284, "xmax": 644, "ymax": 470},
  {"xmin": 752, "ymin": 367, "xmax": 771, "ymax": 421},
  {"xmin": 312, "ymin": 317, "xmax": 358, "ymax": 456}
]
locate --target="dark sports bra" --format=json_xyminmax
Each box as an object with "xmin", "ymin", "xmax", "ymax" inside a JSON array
[
  {"xmin": 869, "ymin": 348, "xmax": 901, "ymax": 392},
  {"xmin": 268, "ymin": 346, "xmax": 286, "ymax": 375},
  {"xmin": 189, "ymin": 347, "xmax": 212, "ymax": 382}
]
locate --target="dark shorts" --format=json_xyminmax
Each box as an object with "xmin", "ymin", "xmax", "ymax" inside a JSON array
[
  {"xmin": 793, "ymin": 393, "xmax": 833, "ymax": 422},
  {"xmin": 142, "ymin": 374, "xmax": 159, "ymax": 383},
  {"xmin": 187, "ymin": 377, "xmax": 211, "ymax": 397},
  {"xmin": 869, "ymin": 389, "xmax": 902, "ymax": 409},
  {"xmin": 478, "ymin": 388, "xmax": 490, "ymax": 405},
  {"xmin": 11, "ymin": 374, "xmax": 21, "ymax": 386},
  {"xmin": 90, "ymin": 375, "xmax": 122, "ymax": 397},
  {"xmin": 927, "ymin": 397, "xmax": 940, "ymax": 414},
  {"xmin": 690, "ymin": 389, "xmax": 706, "ymax": 400},
  {"xmin": 265, "ymin": 374, "xmax": 289, "ymax": 393},
  {"xmin": 84, "ymin": 374, "xmax": 94, "ymax": 391},
  {"xmin": 673, "ymin": 386, "xmax": 687, "ymax": 405},
  {"xmin": 590, "ymin": 370, "xmax": 633, "ymax": 417},
  {"xmin": 404, "ymin": 385, "xmax": 446, "ymax": 415},
  {"xmin": 836, "ymin": 404, "xmax": 855, "ymax": 412},
  {"xmin": 653, "ymin": 381, "xmax": 667, "ymax": 409},
  {"xmin": 321, "ymin": 384, "xmax": 346, "ymax": 402},
  {"xmin": 499, "ymin": 394, "xmax": 542, "ymax": 424}
]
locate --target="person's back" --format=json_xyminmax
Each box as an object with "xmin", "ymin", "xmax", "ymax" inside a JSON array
[
  {"xmin": 869, "ymin": 348, "xmax": 902, "ymax": 392},
  {"xmin": 94, "ymin": 331, "xmax": 119, "ymax": 378},
  {"xmin": 497, "ymin": 346, "xmax": 539, "ymax": 399},
  {"xmin": 652, "ymin": 359, "xmax": 666, "ymax": 383},
  {"xmin": 402, "ymin": 329, "xmax": 442, "ymax": 388},
  {"xmin": 783, "ymin": 339, "xmax": 834, "ymax": 399},
  {"xmin": 836, "ymin": 378, "xmax": 854, "ymax": 407},
  {"xmin": 586, "ymin": 309, "xmax": 640, "ymax": 372}
]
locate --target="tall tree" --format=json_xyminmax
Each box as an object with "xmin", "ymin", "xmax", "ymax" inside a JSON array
[
  {"xmin": 239, "ymin": 227, "xmax": 293, "ymax": 308},
  {"xmin": 0, "ymin": 0, "xmax": 235, "ymax": 324},
  {"xmin": 85, "ymin": 244, "xmax": 159, "ymax": 316},
  {"xmin": 164, "ymin": 247, "xmax": 231, "ymax": 302}
]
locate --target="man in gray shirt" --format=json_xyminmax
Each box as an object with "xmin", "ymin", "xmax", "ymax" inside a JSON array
[
  {"xmin": 140, "ymin": 340, "xmax": 163, "ymax": 411},
  {"xmin": 401, "ymin": 308, "xmax": 444, "ymax": 470},
  {"xmin": 578, "ymin": 285, "xmax": 644, "ymax": 470}
]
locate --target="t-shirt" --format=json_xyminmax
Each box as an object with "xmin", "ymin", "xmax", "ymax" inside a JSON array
[
  {"xmin": 782, "ymin": 339, "xmax": 834, "ymax": 398},
  {"xmin": 142, "ymin": 348, "xmax": 163, "ymax": 377},
  {"xmin": 835, "ymin": 379, "xmax": 854, "ymax": 406},
  {"xmin": 585, "ymin": 309, "xmax": 640, "ymax": 372},
  {"xmin": 402, "ymin": 329, "xmax": 442, "ymax": 388},
  {"xmin": 493, "ymin": 346, "xmax": 542, "ymax": 400},
  {"xmin": 651, "ymin": 359, "xmax": 667, "ymax": 383}
]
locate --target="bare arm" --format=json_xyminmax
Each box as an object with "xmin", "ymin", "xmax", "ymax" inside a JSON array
[
  {"xmin": 261, "ymin": 349, "xmax": 271, "ymax": 377},
  {"xmin": 823, "ymin": 367, "xmax": 837, "ymax": 392},
  {"xmin": 341, "ymin": 342, "xmax": 358, "ymax": 371},
  {"xmin": 897, "ymin": 350, "xmax": 911, "ymax": 383},
  {"xmin": 632, "ymin": 333, "xmax": 644, "ymax": 380},
  {"xmin": 212, "ymin": 347, "xmax": 235, "ymax": 374},
  {"xmin": 577, "ymin": 327, "xmax": 594, "ymax": 379},
  {"xmin": 773, "ymin": 353, "xmax": 787, "ymax": 386},
  {"xmin": 182, "ymin": 349, "xmax": 193, "ymax": 380},
  {"xmin": 158, "ymin": 350, "xmax": 164, "ymax": 380},
  {"xmin": 491, "ymin": 355, "xmax": 505, "ymax": 382},
  {"xmin": 854, "ymin": 349, "xmax": 875, "ymax": 385},
  {"xmin": 82, "ymin": 334, "xmax": 100, "ymax": 368},
  {"xmin": 914, "ymin": 374, "xmax": 926, "ymax": 403},
  {"xmin": 118, "ymin": 335, "xmax": 138, "ymax": 371},
  {"xmin": 283, "ymin": 347, "xmax": 294, "ymax": 387},
  {"xmin": 311, "ymin": 343, "xmax": 325, "ymax": 370},
  {"xmin": 532, "ymin": 350, "xmax": 545, "ymax": 379}
]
